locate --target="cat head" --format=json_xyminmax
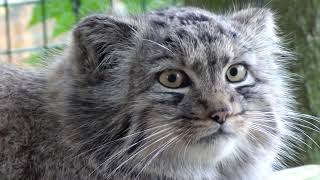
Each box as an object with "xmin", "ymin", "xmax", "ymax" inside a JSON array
[{"xmin": 56, "ymin": 7, "xmax": 294, "ymax": 177}]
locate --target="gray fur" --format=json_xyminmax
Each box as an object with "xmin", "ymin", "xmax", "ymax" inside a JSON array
[{"xmin": 0, "ymin": 7, "xmax": 296, "ymax": 180}]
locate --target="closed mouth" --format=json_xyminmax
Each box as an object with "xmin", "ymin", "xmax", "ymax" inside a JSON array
[{"xmin": 197, "ymin": 128, "xmax": 230, "ymax": 143}]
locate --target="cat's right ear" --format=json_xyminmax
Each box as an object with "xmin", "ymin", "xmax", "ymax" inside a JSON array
[
  {"xmin": 230, "ymin": 8, "xmax": 277, "ymax": 39},
  {"xmin": 70, "ymin": 14, "xmax": 136, "ymax": 79}
]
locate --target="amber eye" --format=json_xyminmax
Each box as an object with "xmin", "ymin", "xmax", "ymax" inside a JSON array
[
  {"xmin": 158, "ymin": 70, "xmax": 190, "ymax": 88},
  {"xmin": 226, "ymin": 64, "xmax": 247, "ymax": 82}
]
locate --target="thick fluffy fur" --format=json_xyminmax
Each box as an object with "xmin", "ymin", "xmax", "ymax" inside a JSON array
[{"xmin": 0, "ymin": 7, "xmax": 295, "ymax": 180}]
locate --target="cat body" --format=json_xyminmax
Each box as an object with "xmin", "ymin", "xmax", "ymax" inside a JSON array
[{"xmin": 0, "ymin": 7, "xmax": 294, "ymax": 180}]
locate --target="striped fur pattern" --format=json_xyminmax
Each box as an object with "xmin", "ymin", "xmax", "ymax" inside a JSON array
[{"xmin": 1, "ymin": 7, "xmax": 299, "ymax": 180}]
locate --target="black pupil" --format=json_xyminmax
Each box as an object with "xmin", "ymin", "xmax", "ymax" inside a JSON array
[
  {"xmin": 230, "ymin": 67, "xmax": 238, "ymax": 76},
  {"xmin": 167, "ymin": 74, "xmax": 177, "ymax": 83}
]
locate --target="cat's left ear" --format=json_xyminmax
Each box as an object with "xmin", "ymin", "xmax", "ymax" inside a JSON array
[
  {"xmin": 70, "ymin": 14, "xmax": 137, "ymax": 80},
  {"xmin": 230, "ymin": 8, "xmax": 277, "ymax": 38}
]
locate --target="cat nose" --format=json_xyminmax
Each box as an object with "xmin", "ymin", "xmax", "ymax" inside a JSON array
[{"xmin": 210, "ymin": 109, "xmax": 231, "ymax": 124}]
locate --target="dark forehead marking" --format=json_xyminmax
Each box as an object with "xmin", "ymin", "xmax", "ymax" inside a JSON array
[
  {"xmin": 151, "ymin": 10, "xmax": 212, "ymax": 26},
  {"xmin": 175, "ymin": 29, "xmax": 199, "ymax": 48},
  {"xmin": 154, "ymin": 11, "xmax": 165, "ymax": 16},
  {"xmin": 208, "ymin": 59, "xmax": 217, "ymax": 67},
  {"xmin": 175, "ymin": 28, "xmax": 188, "ymax": 38},
  {"xmin": 163, "ymin": 36, "xmax": 178, "ymax": 50},
  {"xmin": 219, "ymin": 55, "xmax": 231, "ymax": 67},
  {"xmin": 178, "ymin": 12, "xmax": 210, "ymax": 22},
  {"xmin": 196, "ymin": 24, "xmax": 237, "ymax": 43},
  {"xmin": 230, "ymin": 31, "xmax": 237, "ymax": 38},
  {"xmin": 198, "ymin": 32, "xmax": 217, "ymax": 44},
  {"xmin": 191, "ymin": 61, "xmax": 203, "ymax": 72},
  {"xmin": 206, "ymin": 49, "xmax": 218, "ymax": 66},
  {"xmin": 162, "ymin": 36, "xmax": 186, "ymax": 60},
  {"xmin": 150, "ymin": 19, "xmax": 168, "ymax": 28},
  {"xmin": 147, "ymin": 8, "xmax": 239, "ymax": 72},
  {"xmin": 206, "ymin": 49, "xmax": 230, "ymax": 68},
  {"xmin": 216, "ymin": 24, "xmax": 225, "ymax": 34}
]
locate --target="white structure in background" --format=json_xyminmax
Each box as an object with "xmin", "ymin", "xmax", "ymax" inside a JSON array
[
  {"xmin": 111, "ymin": 0, "xmax": 128, "ymax": 16},
  {"xmin": 0, "ymin": 0, "xmax": 36, "ymax": 5}
]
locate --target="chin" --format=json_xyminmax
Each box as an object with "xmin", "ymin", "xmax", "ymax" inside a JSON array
[{"xmin": 181, "ymin": 131, "xmax": 238, "ymax": 165}]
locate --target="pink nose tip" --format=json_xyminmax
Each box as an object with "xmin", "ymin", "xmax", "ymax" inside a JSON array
[{"xmin": 210, "ymin": 110, "xmax": 231, "ymax": 124}]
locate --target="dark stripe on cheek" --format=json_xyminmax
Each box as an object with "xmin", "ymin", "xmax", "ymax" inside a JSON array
[
  {"xmin": 154, "ymin": 92, "xmax": 184, "ymax": 106},
  {"xmin": 95, "ymin": 113, "xmax": 132, "ymax": 161},
  {"xmin": 235, "ymin": 83, "xmax": 257, "ymax": 98},
  {"xmin": 127, "ymin": 129, "xmax": 145, "ymax": 154},
  {"xmin": 220, "ymin": 55, "xmax": 230, "ymax": 67},
  {"xmin": 191, "ymin": 61, "xmax": 202, "ymax": 72},
  {"xmin": 127, "ymin": 111, "xmax": 149, "ymax": 154},
  {"xmin": 112, "ymin": 114, "xmax": 132, "ymax": 142}
]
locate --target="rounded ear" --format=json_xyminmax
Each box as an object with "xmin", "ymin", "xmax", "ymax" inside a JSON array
[
  {"xmin": 230, "ymin": 8, "xmax": 277, "ymax": 38},
  {"xmin": 70, "ymin": 14, "xmax": 136, "ymax": 78}
]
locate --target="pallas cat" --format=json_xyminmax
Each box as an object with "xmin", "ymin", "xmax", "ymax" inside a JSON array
[{"xmin": 0, "ymin": 6, "xmax": 316, "ymax": 180}]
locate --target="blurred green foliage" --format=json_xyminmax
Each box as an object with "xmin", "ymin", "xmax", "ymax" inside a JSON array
[
  {"xmin": 24, "ymin": 53, "xmax": 42, "ymax": 66},
  {"xmin": 29, "ymin": 0, "xmax": 182, "ymax": 37},
  {"xmin": 27, "ymin": 0, "xmax": 182, "ymax": 66},
  {"xmin": 29, "ymin": 0, "xmax": 106, "ymax": 37},
  {"xmin": 122, "ymin": 0, "xmax": 183, "ymax": 14}
]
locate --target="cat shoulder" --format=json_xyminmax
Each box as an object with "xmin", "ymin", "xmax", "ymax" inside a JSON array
[{"xmin": 0, "ymin": 64, "xmax": 47, "ymax": 178}]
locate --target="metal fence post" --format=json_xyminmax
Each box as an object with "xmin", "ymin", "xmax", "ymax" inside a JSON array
[
  {"xmin": 72, "ymin": 0, "xmax": 81, "ymax": 22},
  {"xmin": 4, "ymin": 0, "xmax": 12, "ymax": 63},
  {"xmin": 41, "ymin": 0, "xmax": 48, "ymax": 49}
]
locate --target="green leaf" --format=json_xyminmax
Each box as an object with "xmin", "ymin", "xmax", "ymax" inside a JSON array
[
  {"xmin": 80, "ymin": 0, "xmax": 109, "ymax": 15},
  {"xmin": 52, "ymin": 12, "xmax": 75, "ymax": 37}
]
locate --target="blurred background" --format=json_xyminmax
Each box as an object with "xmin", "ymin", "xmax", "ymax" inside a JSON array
[{"xmin": 0, "ymin": 0, "xmax": 319, "ymax": 168}]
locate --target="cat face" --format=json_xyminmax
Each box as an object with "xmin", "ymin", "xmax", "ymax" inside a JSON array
[
  {"xmin": 123, "ymin": 8, "xmax": 288, "ymax": 162},
  {"xmin": 62, "ymin": 7, "xmax": 292, "ymax": 176}
]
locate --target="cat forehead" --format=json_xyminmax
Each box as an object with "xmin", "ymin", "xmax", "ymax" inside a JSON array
[
  {"xmin": 149, "ymin": 7, "xmax": 214, "ymax": 24},
  {"xmin": 136, "ymin": 8, "xmax": 244, "ymax": 67},
  {"xmin": 144, "ymin": 7, "xmax": 238, "ymax": 39}
]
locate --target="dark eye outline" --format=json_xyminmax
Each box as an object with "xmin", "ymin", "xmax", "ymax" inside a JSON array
[
  {"xmin": 226, "ymin": 63, "xmax": 248, "ymax": 83},
  {"xmin": 157, "ymin": 69, "xmax": 191, "ymax": 89}
]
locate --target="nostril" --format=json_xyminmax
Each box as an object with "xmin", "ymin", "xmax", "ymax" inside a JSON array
[
  {"xmin": 210, "ymin": 110, "xmax": 230, "ymax": 124},
  {"xmin": 211, "ymin": 115, "xmax": 220, "ymax": 122}
]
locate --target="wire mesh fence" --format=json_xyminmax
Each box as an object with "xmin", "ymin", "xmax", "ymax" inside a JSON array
[
  {"xmin": 1, "ymin": 0, "xmax": 49, "ymax": 63},
  {"xmin": 0, "ymin": 0, "xmax": 179, "ymax": 64}
]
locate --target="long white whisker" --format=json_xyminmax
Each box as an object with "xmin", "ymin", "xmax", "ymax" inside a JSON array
[
  {"xmin": 291, "ymin": 126, "xmax": 320, "ymax": 149},
  {"xmin": 70, "ymin": 123, "xmax": 175, "ymax": 160},
  {"xmin": 133, "ymin": 135, "xmax": 180, "ymax": 180},
  {"xmin": 142, "ymin": 39, "xmax": 174, "ymax": 54},
  {"xmin": 88, "ymin": 127, "xmax": 173, "ymax": 178},
  {"xmin": 105, "ymin": 132, "xmax": 175, "ymax": 179}
]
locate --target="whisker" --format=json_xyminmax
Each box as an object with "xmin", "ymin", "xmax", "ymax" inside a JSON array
[
  {"xmin": 142, "ymin": 39, "xmax": 174, "ymax": 54},
  {"xmin": 289, "ymin": 112, "xmax": 320, "ymax": 123},
  {"xmin": 105, "ymin": 132, "xmax": 175, "ymax": 179},
  {"xmin": 69, "ymin": 123, "xmax": 175, "ymax": 161},
  {"xmin": 133, "ymin": 134, "xmax": 181, "ymax": 180},
  {"xmin": 291, "ymin": 126, "xmax": 320, "ymax": 149},
  {"xmin": 288, "ymin": 122, "xmax": 320, "ymax": 134},
  {"xmin": 183, "ymin": 132, "xmax": 193, "ymax": 161},
  {"xmin": 88, "ymin": 127, "xmax": 174, "ymax": 178}
]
